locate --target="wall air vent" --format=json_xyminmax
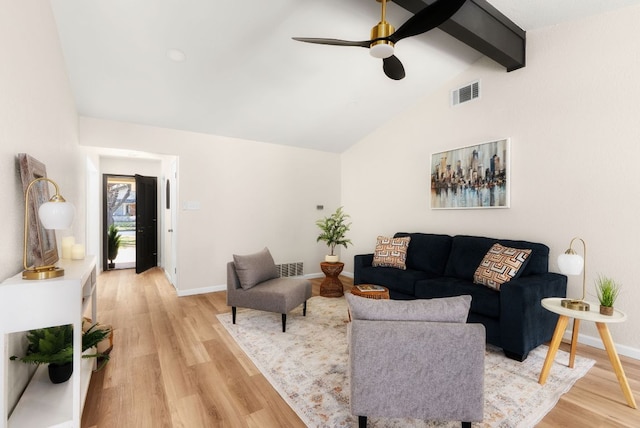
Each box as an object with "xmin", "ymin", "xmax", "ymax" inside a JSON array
[
  {"xmin": 276, "ymin": 262, "xmax": 304, "ymax": 277},
  {"xmin": 451, "ymin": 80, "xmax": 480, "ymax": 106}
]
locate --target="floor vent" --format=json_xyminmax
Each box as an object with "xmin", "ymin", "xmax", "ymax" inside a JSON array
[
  {"xmin": 277, "ymin": 262, "xmax": 304, "ymax": 277},
  {"xmin": 451, "ymin": 80, "xmax": 480, "ymax": 106}
]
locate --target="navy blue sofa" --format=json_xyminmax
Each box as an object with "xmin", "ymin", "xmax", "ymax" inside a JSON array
[{"xmin": 353, "ymin": 233, "xmax": 567, "ymax": 361}]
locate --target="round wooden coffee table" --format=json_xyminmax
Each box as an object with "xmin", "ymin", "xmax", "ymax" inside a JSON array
[{"xmin": 350, "ymin": 284, "xmax": 390, "ymax": 300}]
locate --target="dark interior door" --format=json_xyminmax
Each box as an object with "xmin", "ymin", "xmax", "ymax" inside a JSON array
[{"xmin": 135, "ymin": 174, "xmax": 158, "ymax": 274}]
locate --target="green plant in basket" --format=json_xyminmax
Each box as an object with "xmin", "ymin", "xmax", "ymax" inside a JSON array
[{"xmin": 595, "ymin": 275, "xmax": 620, "ymax": 307}]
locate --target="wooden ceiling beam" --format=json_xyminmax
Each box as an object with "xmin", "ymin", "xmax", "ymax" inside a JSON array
[{"xmin": 393, "ymin": 0, "xmax": 526, "ymax": 71}]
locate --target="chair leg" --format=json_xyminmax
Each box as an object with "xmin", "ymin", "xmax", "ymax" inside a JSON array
[
  {"xmin": 232, "ymin": 307, "xmax": 237, "ymax": 324},
  {"xmin": 303, "ymin": 301, "xmax": 307, "ymax": 316},
  {"xmin": 461, "ymin": 422, "xmax": 471, "ymax": 428},
  {"xmin": 358, "ymin": 416, "xmax": 367, "ymax": 428},
  {"xmin": 282, "ymin": 314, "xmax": 286, "ymax": 332}
]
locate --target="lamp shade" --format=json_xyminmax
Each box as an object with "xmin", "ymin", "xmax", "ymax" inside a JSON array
[
  {"xmin": 557, "ymin": 252, "xmax": 584, "ymax": 276},
  {"xmin": 38, "ymin": 201, "xmax": 75, "ymax": 229}
]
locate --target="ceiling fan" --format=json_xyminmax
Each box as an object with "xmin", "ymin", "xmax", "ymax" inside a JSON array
[{"xmin": 293, "ymin": 0, "xmax": 467, "ymax": 80}]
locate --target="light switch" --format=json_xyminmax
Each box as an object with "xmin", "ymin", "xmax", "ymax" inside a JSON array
[{"xmin": 183, "ymin": 201, "xmax": 201, "ymax": 210}]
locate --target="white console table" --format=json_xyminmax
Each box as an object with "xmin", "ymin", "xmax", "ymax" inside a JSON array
[{"xmin": 0, "ymin": 256, "xmax": 97, "ymax": 428}]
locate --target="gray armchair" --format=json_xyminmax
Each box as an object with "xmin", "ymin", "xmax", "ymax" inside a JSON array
[
  {"xmin": 226, "ymin": 248, "xmax": 311, "ymax": 332},
  {"xmin": 346, "ymin": 294, "xmax": 485, "ymax": 428}
]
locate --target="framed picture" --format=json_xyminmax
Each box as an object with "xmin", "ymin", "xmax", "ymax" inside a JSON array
[
  {"xmin": 430, "ymin": 138, "xmax": 510, "ymax": 209},
  {"xmin": 18, "ymin": 153, "xmax": 59, "ymax": 267}
]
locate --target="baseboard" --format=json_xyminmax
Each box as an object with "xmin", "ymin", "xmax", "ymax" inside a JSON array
[
  {"xmin": 176, "ymin": 284, "xmax": 225, "ymax": 297},
  {"xmin": 563, "ymin": 330, "xmax": 640, "ymax": 361},
  {"xmin": 163, "ymin": 268, "xmax": 175, "ymax": 290}
]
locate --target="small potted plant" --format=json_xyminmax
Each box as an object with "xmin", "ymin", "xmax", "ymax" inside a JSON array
[
  {"xmin": 107, "ymin": 224, "xmax": 122, "ymax": 269},
  {"xmin": 316, "ymin": 206, "xmax": 352, "ymax": 263},
  {"xmin": 595, "ymin": 274, "xmax": 621, "ymax": 316},
  {"xmin": 10, "ymin": 323, "xmax": 112, "ymax": 383}
]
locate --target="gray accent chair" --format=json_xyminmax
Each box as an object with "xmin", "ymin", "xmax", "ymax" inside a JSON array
[
  {"xmin": 226, "ymin": 248, "xmax": 311, "ymax": 332},
  {"xmin": 346, "ymin": 294, "xmax": 485, "ymax": 428}
]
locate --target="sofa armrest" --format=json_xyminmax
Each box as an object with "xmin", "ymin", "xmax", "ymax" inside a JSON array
[
  {"xmin": 499, "ymin": 272, "xmax": 567, "ymax": 360},
  {"xmin": 349, "ymin": 319, "xmax": 485, "ymax": 422},
  {"xmin": 353, "ymin": 253, "xmax": 374, "ymax": 285}
]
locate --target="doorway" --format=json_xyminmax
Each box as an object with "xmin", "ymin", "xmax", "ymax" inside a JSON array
[{"xmin": 103, "ymin": 174, "xmax": 158, "ymax": 273}]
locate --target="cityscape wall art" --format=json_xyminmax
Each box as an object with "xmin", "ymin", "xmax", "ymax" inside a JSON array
[{"xmin": 430, "ymin": 138, "xmax": 510, "ymax": 209}]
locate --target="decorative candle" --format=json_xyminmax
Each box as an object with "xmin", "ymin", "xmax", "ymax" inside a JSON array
[
  {"xmin": 61, "ymin": 236, "xmax": 75, "ymax": 259},
  {"xmin": 71, "ymin": 244, "xmax": 85, "ymax": 260}
]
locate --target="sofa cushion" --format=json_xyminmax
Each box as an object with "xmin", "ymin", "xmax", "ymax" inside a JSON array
[
  {"xmin": 232, "ymin": 247, "xmax": 279, "ymax": 290},
  {"xmin": 473, "ymin": 244, "xmax": 532, "ymax": 290},
  {"xmin": 372, "ymin": 235, "xmax": 411, "ymax": 270},
  {"xmin": 346, "ymin": 293, "xmax": 471, "ymax": 323},
  {"xmin": 415, "ymin": 277, "xmax": 500, "ymax": 319},
  {"xmin": 444, "ymin": 235, "xmax": 549, "ymax": 280},
  {"xmin": 394, "ymin": 233, "xmax": 452, "ymax": 274}
]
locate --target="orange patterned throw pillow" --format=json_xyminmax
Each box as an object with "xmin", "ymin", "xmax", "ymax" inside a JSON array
[
  {"xmin": 474, "ymin": 243, "xmax": 532, "ymax": 290},
  {"xmin": 372, "ymin": 236, "xmax": 411, "ymax": 270}
]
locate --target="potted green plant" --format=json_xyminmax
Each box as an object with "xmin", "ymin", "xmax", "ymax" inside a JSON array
[
  {"xmin": 10, "ymin": 323, "xmax": 112, "ymax": 383},
  {"xmin": 107, "ymin": 224, "xmax": 122, "ymax": 269},
  {"xmin": 316, "ymin": 206, "xmax": 352, "ymax": 263},
  {"xmin": 595, "ymin": 274, "xmax": 621, "ymax": 316}
]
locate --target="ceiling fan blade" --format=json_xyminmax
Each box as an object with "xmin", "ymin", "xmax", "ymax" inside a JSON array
[
  {"xmin": 389, "ymin": 0, "xmax": 467, "ymax": 43},
  {"xmin": 292, "ymin": 37, "xmax": 370, "ymax": 48},
  {"xmin": 383, "ymin": 55, "xmax": 405, "ymax": 80}
]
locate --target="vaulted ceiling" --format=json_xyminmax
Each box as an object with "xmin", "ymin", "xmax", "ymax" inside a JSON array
[{"xmin": 50, "ymin": 0, "xmax": 640, "ymax": 153}]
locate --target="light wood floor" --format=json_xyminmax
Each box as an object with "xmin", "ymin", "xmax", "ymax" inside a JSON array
[{"xmin": 82, "ymin": 267, "xmax": 639, "ymax": 427}]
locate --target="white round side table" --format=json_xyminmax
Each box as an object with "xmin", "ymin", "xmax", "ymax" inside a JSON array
[{"xmin": 538, "ymin": 297, "xmax": 636, "ymax": 409}]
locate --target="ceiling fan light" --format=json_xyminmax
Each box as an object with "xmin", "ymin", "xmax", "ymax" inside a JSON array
[
  {"xmin": 370, "ymin": 20, "xmax": 395, "ymax": 59},
  {"xmin": 370, "ymin": 42, "xmax": 394, "ymax": 59}
]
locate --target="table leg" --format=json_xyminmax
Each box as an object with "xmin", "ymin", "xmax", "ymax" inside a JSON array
[
  {"xmin": 595, "ymin": 322, "xmax": 638, "ymax": 409},
  {"xmin": 569, "ymin": 319, "xmax": 580, "ymax": 369},
  {"xmin": 539, "ymin": 315, "xmax": 569, "ymax": 385}
]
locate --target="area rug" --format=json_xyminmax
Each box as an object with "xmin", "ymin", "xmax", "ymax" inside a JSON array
[{"xmin": 217, "ymin": 296, "xmax": 595, "ymax": 427}]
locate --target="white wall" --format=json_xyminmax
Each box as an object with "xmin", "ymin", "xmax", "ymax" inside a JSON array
[
  {"xmin": 100, "ymin": 156, "xmax": 162, "ymax": 177},
  {"xmin": 0, "ymin": 0, "xmax": 82, "ymax": 414},
  {"xmin": 79, "ymin": 118, "xmax": 342, "ymax": 293},
  {"xmin": 342, "ymin": 5, "xmax": 640, "ymax": 355}
]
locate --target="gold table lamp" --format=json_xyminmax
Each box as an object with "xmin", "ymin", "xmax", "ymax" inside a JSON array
[
  {"xmin": 557, "ymin": 237, "xmax": 589, "ymax": 311},
  {"xmin": 23, "ymin": 177, "xmax": 75, "ymax": 280}
]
